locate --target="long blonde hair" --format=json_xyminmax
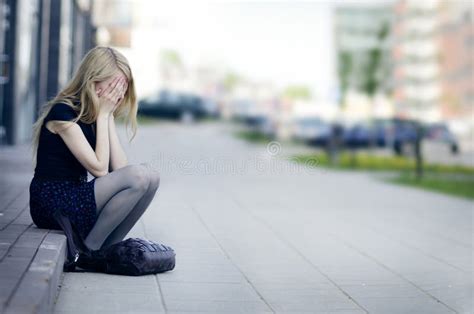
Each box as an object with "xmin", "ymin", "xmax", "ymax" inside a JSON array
[{"xmin": 30, "ymin": 46, "xmax": 138, "ymax": 167}]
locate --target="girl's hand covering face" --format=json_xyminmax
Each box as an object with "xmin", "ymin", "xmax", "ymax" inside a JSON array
[
  {"xmin": 95, "ymin": 75, "xmax": 128, "ymax": 114},
  {"xmin": 96, "ymin": 75, "xmax": 128, "ymax": 98},
  {"xmin": 96, "ymin": 76, "xmax": 128, "ymax": 115}
]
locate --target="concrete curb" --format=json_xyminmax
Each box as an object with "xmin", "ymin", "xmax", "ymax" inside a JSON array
[{"xmin": 4, "ymin": 231, "xmax": 66, "ymax": 314}]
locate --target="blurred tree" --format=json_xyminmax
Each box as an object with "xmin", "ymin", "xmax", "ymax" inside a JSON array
[
  {"xmin": 159, "ymin": 49, "xmax": 185, "ymax": 85},
  {"xmin": 223, "ymin": 72, "xmax": 242, "ymax": 93},
  {"xmin": 362, "ymin": 22, "xmax": 389, "ymax": 98},
  {"xmin": 336, "ymin": 21, "xmax": 391, "ymax": 167},
  {"xmin": 338, "ymin": 51, "xmax": 353, "ymax": 108},
  {"xmin": 282, "ymin": 85, "xmax": 312, "ymax": 101},
  {"xmin": 363, "ymin": 22, "xmax": 389, "ymax": 151},
  {"xmin": 160, "ymin": 50, "xmax": 183, "ymax": 67},
  {"xmin": 414, "ymin": 122, "xmax": 424, "ymax": 181}
]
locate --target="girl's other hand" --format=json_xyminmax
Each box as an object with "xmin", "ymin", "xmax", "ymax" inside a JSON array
[
  {"xmin": 113, "ymin": 79, "xmax": 128, "ymax": 113},
  {"xmin": 97, "ymin": 77, "xmax": 125, "ymax": 116}
]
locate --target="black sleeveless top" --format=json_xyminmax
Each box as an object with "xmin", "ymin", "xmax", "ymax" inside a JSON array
[{"xmin": 33, "ymin": 102, "xmax": 97, "ymax": 180}]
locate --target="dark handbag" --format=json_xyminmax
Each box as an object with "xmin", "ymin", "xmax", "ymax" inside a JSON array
[{"xmin": 101, "ymin": 238, "xmax": 176, "ymax": 276}]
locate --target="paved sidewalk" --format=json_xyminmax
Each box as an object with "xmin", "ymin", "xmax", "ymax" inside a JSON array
[
  {"xmin": 51, "ymin": 121, "xmax": 472, "ymax": 313},
  {"xmin": 0, "ymin": 144, "xmax": 66, "ymax": 313}
]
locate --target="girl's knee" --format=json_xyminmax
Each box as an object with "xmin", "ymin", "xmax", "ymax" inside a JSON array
[
  {"xmin": 149, "ymin": 171, "xmax": 160, "ymax": 191},
  {"xmin": 140, "ymin": 162, "xmax": 160, "ymax": 191},
  {"xmin": 126, "ymin": 164, "xmax": 150, "ymax": 192}
]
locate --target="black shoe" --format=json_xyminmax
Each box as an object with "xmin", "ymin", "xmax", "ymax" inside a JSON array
[{"xmin": 76, "ymin": 249, "xmax": 106, "ymax": 272}]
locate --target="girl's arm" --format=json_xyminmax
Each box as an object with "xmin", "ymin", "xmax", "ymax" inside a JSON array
[
  {"xmin": 53, "ymin": 76, "xmax": 125, "ymax": 177},
  {"xmin": 54, "ymin": 112, "xmax": 110, "ymax": 177},
  {"xmin": 108, "ymin": 114, "xmax": 128, "ymax": 172}
]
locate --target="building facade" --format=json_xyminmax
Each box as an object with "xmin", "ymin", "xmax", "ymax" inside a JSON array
[
  {"xmin": 392, "ymin": 0, "xmax": 473, "ymax": 122},
  {"xmin": 0, "ymin": 0, "xmax": 95, "ymax": 145},
  {"xmin": 392, "ymin": 0, "xmax": 443, "ymax": 121},
  {"xmin": 438, "ymin": 0, "xmax": 473, "ymax": 120}
]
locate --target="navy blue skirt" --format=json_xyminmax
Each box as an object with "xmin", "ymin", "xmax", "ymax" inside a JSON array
[{"xmin": 29, "ymin": 175, "xmax": 98, "ymax": 239}]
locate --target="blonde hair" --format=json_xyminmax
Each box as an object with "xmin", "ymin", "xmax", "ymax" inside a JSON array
[{"xmin": 30, "ymin": 46, "xmax": 138, "ymax": 167}]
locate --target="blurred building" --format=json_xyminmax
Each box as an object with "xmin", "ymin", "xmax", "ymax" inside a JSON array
[
  {"xmin": 392, "ymin": 0, "xmax": 473, "ymax": 122},
  {"xmin": 392, "ymin": 0, "xmax": 444, "ymax": 121},
  {"xmin": 334, "ymin": 0, "xmax": 473, "ymax": 125},
  {"xmin": 0, "ymin": 0, "xmax": 95, "ymax": 145},
  {"xmin": 438, "ymin": 1, "xmax": 473, "ymax": 120},
  {"xmin": 92, "ymin": 0, "xmax": 131, "ymax": 47}
]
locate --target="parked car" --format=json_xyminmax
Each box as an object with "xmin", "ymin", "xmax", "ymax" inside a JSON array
[
  {"xmin": 246, "ymin": 115, "xmax": 277, "ymax": 139},
  {"xmin": 230, "ymin": 99, "xmax": 262, "ymax": 123},
  {"xmin": 370, "ymin": 118, "xmax": 396, "ymax": 147},
  {"xmin": 201, "ymin": 98, "xmax": 220, "ymax": 118},
  {"xmin": 341, "ymin": 118, "xmax": 398, "ymax": 149},
  {"xmin": 342, "ymin": 118, "xmax": 458, "ymax": 156},
  {"xmin": 424, "ymin": 122, "xmax": 459, "ymax": 154},
  {"xmin": 138, "ymin": 90, "xmax": 210, "ymax": 121},
  {"xmin": 342, "ymin": 121, "xmax": 375, "ymax": 149},
  {"xmin": 291, "ymin": 117, "xmax": 332, "ymax": 147},
  {"xmin": 390, "ymin": 118, "xmax": 421, "ymax": 155}
]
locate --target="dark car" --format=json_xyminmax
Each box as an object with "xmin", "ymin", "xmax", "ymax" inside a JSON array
[
  {"xmin": 342, "ymin": 122, "xmax": 375, "ymax": 149},
  {"xmin": 292, "ymin": 117, "xmax": 332, "ymax": 147},
  {"xmin": 338, "ymin": 118, "xmax": 393, "ymax": 149},
  {"xmin": 247, "ymin": 115, "xmax": 276, "ymax": 138},
  {"xmin": 371, "ymin": 118, "xmax": 396, "ymax": 147},
  {"xmin": 138, "ymin": 90, "xmax": 209, "ymax": 121},
  {"xmin": 391, "ymin": 118, "xmax": 421, "ymax": 155}
]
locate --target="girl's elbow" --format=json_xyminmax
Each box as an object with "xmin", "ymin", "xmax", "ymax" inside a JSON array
[
  {"xmin": 90, "ymin": 163, "xmax": 109, "ymax": 177},
  {"xmin": 92, "ymin": 169, "xmax": 108, "ymax": 177}
]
